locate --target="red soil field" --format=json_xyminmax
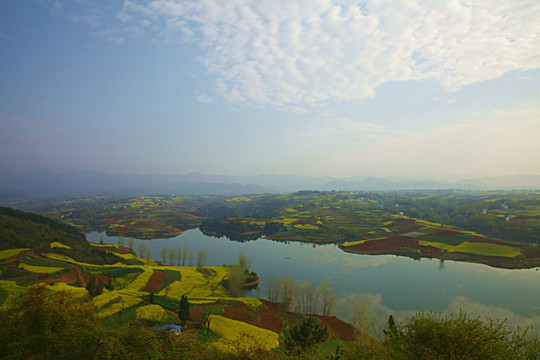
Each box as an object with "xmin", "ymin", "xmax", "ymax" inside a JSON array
[
  {"xmin": 523, "ymin": 247, "xmax": 540, "ymax": 259},
  {"xmin": 349, "ymin": 236, "xmax": 419, "ymax": 252},
  {"xmin": 85, "ymin": 274, "xmax": 110, "ymax": 285},
  {"xmin": 41, "ymin": 269, "xmax": 77, "ymax": 285},
  {"xmin": 312, "ymin": 314, "xmax": 357, "ymax": 341},
  {"xmin": 103, "ymin": 215, "xmax": 137, "ymax": 224},
  {"xmin": 223, "ymin": 302, "xmax": 283, "ymax": 334},
  {"xmin": 141, "ymin": 270, "xmax": 166, "ymax": 293}
]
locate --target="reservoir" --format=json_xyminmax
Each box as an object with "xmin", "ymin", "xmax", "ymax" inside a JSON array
[{"xmin": 87, "ymin": 229, "xmax": 540, "ymax": 333}]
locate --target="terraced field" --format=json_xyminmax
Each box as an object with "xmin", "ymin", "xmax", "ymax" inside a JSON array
[
  {"xmin": 0, "ymin": 244, "xmax": 287, "ymax": 354},
  {"xmin": 341, "ymin": 215, "xmax": 540, "ymax": 268}
]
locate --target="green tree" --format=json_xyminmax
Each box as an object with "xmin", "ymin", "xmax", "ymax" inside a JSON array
[
  {"xmin": 316, "ymin": 280, "xmax": 337, "ymax": 316},
  {"xmin": 279, "ymin": 277, "xmax": 297, "ymax": 310},
  {"xmin": 137, "ymin": 243, "xmax": 147, "ymax": 259},
  {"xmin": 196, "ymin": 249, "xmax": 207, "ymax": 269},
  {"xmin": 182, "ymin": 246, "xmax": 188, "ymax": 266},
  {"xmin": 295, "ymin": 280, "xmax": 317, "ymax": 314},
  {"xmin": 168, "ymin": 248, "xmax": 176, "ymax": 266},
  {"xmin": 286, "ymin": 317, "xmax": 327, "ymax": 352},
  {"xmin": 145, "ymin": 249, "xmax": 151, "ymax": 264},
  {"xmin": 176, "ymin": 247, "xmax": 182, "ymax": 266},
  {"xmin": 188, "ymin": 250, "xmax": 194, "ymax": 266},
  {"xmin": 178, "ymin": 295, "xmax": 190, "ymax": 326},
  {"xmin": 238, "ymin": 252, "xmax": 252, "ymax": 272},
  {"xmin": 127, "ymin": 237, "xmax": 134, "ymax": 250},
  {"xmin": 266, "ymin": 276, "xmax": 280, "ymax": 303},
  {"xmin": 0, "ymin": 284, "xmax": 102, "ymax": 360},
  {"xmin": 160, "ymin": 247, "xmax": 167, "ymax": 264},
  {"xmin": 227, "ymin": 264, "xmax": 245, "ymax": 297},
  {"xmin": 384, "ymin": 311, "xmax": 540, "ymax": 360}
]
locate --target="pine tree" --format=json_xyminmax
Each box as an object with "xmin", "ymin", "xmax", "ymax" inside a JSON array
[
  {"xmin": 287, "ymin": 317, "xmax": 327, "ymax": 351},
  {"xmin": 178, "ymin": 295, "xmax": 190, "ymax": 326}
]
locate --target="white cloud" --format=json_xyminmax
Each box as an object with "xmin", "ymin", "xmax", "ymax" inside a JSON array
[
  {"xmin": 448, "ymin": 296, "xmax": 540, "ymax": 331},
  {"xmin": 197, "ymin": 94, "xmax": 215, "ymax": 103},
  {"xmin": 309, "ymin": 108, "xmax": 540, "ymax": 177},
  {"xmin": 120, "ymin": 0, "xmax": 540, "ymax": 105},
  {"xmin": 336, "ymin": 293, "xmax": 540, "ymax": 336}
]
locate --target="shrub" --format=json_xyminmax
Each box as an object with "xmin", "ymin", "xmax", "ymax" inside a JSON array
[
  {"xmin": 384, "ymin": 311, "xmax": 540, "ymax": 360},
  {"xmin": 285, "ymin": 317, "xmax": 328, "ymax": 352},
  {"xmin": 0, "ymin": 284, "xmax": 101, "ymax": 360}
]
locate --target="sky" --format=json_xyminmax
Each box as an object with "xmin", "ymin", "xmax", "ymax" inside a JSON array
[{"xmin": 1, "ymin": 0, "xmax": 539, "ymax": 179}]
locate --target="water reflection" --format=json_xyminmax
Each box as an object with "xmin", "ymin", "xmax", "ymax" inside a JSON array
[{"xmin": 86, "ymin": 229, "xmax": 540, "ymax": 335}]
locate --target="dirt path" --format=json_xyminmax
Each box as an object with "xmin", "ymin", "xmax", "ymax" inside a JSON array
[{"xmin": 142, "ymin": 270, "xmax": 166, "ymax": 293}]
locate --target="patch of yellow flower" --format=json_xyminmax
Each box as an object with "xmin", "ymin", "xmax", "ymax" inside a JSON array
[
  {"xmin": 47, "ymin": 282, "xmax": 88, "ymax": 298},
  {"xmin": 209, "ymin": 297, "xmax": 262, "ymax": 308},
  {"xmin": 281, "ymin": 218, "xmax": 299, "ymax": 225},
  {"xmin": 135, "ymin": 304, "xmax": 166, "ymax": 322},
  {"xmin": 44, "ymin": 253, "xmax": 76, "ymax": 262},
  {"xmin": 93, "ymin": 290, "xmax": 142, "ymax": 318},
  {"xmin": 418, "ymin": 240, "xmax": 455, "ymax": 251},
  {"xmin": 294, "ymin": 223, "xmax": 319, "ymax": 230},
  {"xmin": 0, "ymin": 248, "xmax": 29, "ymax": 260},
  {"xmin": 125, "ymin": 266, "xmax": 153, "ymax": 291},
  {"xmin": 108, "ymin": 252, "xmax": 140, "ymax": 261},
  {"xmin": 90, "ymin": 243, "xmax": 120, "ymax": 248},
  {"xmin": 18, "ymin": 263, "xmax": 64, "ymax": 274},
  {"xmin": 0, "ymin": 280, "xmax": 25, "ymax": 309},
  {"xmin": 415, "ymin": 219, "xmax": 442, "ymax": 227},
  {"xmin": 448, "ymin": 241, "xmax": 522, "ymax": 258},
  {"xmin": 342, "ymin": 237, "xmax": 385, "ymax": 247},
  {"xmin": 209, "ymin": 315, "xmax": 279, "ymax": 352},
  {"xmin": 158, "ymin": 266, "xmax": 229, "ymax": 301},
  {"xmin": 50, "ymin": 242, "xmax": 72, "ymax": 249},
  {"xmin": 226, "ymin": 196, "xmax": 252, "ymax": 202}
]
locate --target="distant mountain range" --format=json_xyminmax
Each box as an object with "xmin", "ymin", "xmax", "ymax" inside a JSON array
[{"xmin": 0, "ymin": 169, "xmax": 539, "ymax": 201}]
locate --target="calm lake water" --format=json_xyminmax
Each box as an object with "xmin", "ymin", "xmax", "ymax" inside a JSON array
[{"xmin": 87, "ymin": 229, "xmax": 540, "ymax": 334}]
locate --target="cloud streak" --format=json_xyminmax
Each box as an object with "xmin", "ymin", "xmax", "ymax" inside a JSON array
[
  {"xmin": 119, "ymin": 0, "xmax": 540, "ymax": 105},
  {"xmin": 309, "ymin": 108, "xmax": 540, "ymax": 177}
]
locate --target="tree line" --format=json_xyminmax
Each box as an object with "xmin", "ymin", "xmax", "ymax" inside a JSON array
[{"xmin": 266, "ymin": 276, "xmax": 338, "ymax": 316}]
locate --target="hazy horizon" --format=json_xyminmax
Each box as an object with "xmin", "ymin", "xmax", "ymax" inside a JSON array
[{"xmin": 1, "ymin": 1, "xmax": 539, "ymax": 179}]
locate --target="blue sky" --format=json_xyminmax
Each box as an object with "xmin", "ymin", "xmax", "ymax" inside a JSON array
[{"xmin": 1, "ymin": 0, "xmax": 539, "ymax": 178}]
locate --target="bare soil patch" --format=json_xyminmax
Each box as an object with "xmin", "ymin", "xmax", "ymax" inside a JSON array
[
  {"xmin": 312, "ymin": 315, "xmax": 357, "ymax": 341},
  {"xmin": 41, "ymin": 269, "xmax": 77, "ymax": 285},
  {"xmin": 142, "ymin": 270, "xmax": 166, "ymax": 293},
  {"xmin": 349, "ymin": 236, "xmax": 419, "ymax": 252},
  {"xmin": 523, "ymin": 247, "xmax": 540, "ymax": 259},
  {"xmin": 85, "ymin": 274, "xmax": 110, "ymax": 285},
  {"xmin": 223, "ymin": 301, "xmax": 284, "ymax": 334}
]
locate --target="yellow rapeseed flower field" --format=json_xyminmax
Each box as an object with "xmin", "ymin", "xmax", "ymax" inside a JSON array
[
  {"xmin": 209, "ymin": 315, "xmax": 279, "ymax": 352},
  {"xmin": 125, "ymin": 266, "xmax": 153, "ymax": 291},
  {"xmin": 0, "ymin": 248, "xmax": 29, "ymax": 260},
  {"xmin": 47, "ymin": 282, "xmax": 88, "ymax": 298},
  {"xmin": 50, "ymin": 242, "xmax": 72, "ymax": 249},
  {"xmin": 448, "ymin": 241, "xmax": 522, "ymax": 258},
  {"xmin": 18, "ymin": 263, "xmax": 64, "ymax": 274},
  {"xmin": 135, "ymin": 304, "xmax": 166, "ymax": 322}
]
